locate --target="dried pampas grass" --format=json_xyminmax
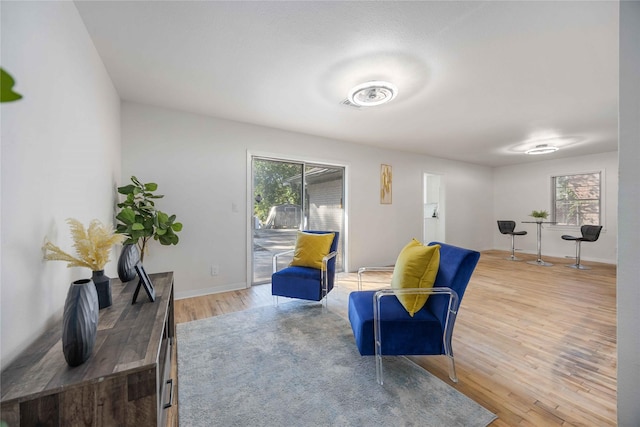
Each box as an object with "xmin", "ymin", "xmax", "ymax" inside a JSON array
[{"xmin": 43, "ymin": 218, "xmax": 125, "ymax": 271}]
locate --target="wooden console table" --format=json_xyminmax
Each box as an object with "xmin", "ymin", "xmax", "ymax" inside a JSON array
[{"xmin": 1, "ymin": 272, "xmax": 176, "ymax": 427}]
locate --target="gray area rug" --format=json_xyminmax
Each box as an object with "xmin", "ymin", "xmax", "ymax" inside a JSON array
[{"xmin": 177, "ymin": 300, "xmax": 497, "ymax": 426}]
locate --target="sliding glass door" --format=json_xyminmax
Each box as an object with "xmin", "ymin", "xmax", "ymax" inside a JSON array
[{"xmin": 251, "ymin": 157, "xmax": 344, "ymax": 285}]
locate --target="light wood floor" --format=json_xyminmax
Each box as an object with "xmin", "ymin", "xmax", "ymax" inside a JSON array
[{"xmin": 169, "ymin": 249, "xmax": 617, "ymax": 426}]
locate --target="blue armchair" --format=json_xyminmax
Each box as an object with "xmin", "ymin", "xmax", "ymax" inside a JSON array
[
  {"xmin": 272, "ymin": 231, "xmax": 339, "ymax": 305},
  {"xmin": 348, "ymin": 242, "xmax": 480, "ymax": 384}
]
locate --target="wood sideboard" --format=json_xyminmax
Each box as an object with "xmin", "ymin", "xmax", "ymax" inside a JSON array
[{"xmin": 1, "ymin": 272, "xmax": 176, "ymax": 427}]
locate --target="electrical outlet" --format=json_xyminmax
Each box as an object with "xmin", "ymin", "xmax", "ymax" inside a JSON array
[{"xmin": 211, "ymin": 265, "xmax": 219, "ymax": 276}]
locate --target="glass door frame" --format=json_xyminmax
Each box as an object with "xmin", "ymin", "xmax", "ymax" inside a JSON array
[{"xmin": 246, "ymin": 151, "xmax": 349, "ymax": 287}]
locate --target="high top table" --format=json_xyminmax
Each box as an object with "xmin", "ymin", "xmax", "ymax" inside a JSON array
[{"xmin": 522, "ymin": 221, "xmax": 557, "ymax": 266}]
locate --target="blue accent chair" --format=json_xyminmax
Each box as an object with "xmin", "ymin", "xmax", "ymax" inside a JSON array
[
  {"xmin": 272, "ymin": 231, "xmax": 339, "ymax": 305},
  {"xmin": 348, "ymin": 242, "xmax": 480, "ymax": 384}
]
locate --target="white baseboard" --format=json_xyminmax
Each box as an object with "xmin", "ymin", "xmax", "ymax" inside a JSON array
[
  {"xmin": 512, "ymin": 249, "xmax": 616, "ymax": 265},
  {"xmin": 175, "ymin": 281, "xmax": 249, "ymax": 300}
]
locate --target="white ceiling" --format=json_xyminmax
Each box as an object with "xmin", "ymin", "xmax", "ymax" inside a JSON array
[{"xmin": 74, "ymin": 1, "xmax": 619, "ymax": 167}]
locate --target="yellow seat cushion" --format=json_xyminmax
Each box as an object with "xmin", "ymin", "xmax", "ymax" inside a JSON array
[
  {"xmin": 391, "ymin": 240, "xmax": 440, "ymax": 316},
  {"xmin": 290, "ymin": 231, "xmax": 335, "ymax": 270}
]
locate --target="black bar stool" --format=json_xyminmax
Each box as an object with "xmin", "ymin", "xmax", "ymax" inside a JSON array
[
  {"xmin": 561, "ymin": 225, "xmax": 603, "ymax": 269},
  {"xmin": 497, "ymin": 220, "xmax": 527, "ymax": 261}
]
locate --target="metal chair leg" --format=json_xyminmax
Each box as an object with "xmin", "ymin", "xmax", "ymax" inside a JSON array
[
  {"xmin": 506, "ymin": 235, "xmax": 522, "ymax": 261},
  {"xmin": 567, "ymin": 241, "xmax": 591, "ymax": 269},
  {"xmin": 447, "ymin": 355, "xmax": 458, "ymax": 383}
]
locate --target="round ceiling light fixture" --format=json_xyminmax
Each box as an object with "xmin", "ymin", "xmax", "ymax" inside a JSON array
[
  {"xmin": 347, "ymin": 81, "xmax": 398, "ymax": 107},
  {"xmin": 525, "ymin": 144, "xmax": 559, "ymax": 155}
]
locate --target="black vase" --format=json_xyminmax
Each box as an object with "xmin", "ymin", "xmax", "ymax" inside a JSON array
[
  {"xmin": 92, "ymin": 270, "xmax": 111, "ymax": 309},
  {"xmin": 117, "ymin": 244, "xmax": 139, "ymax": 282},
  {"xmin": 62, "ymin": 279, "xmax": 99, "ymax": 367}
]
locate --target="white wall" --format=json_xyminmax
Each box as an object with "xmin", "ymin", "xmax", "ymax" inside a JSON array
[
  {"xmin": 617, "ymin": 1, "xmax": 640, "ymax": 424},
  {"xmin": 493, "ymin": 151, "xmax": 618, "ymax": 263},
  {"xmin": 0, "ymin": 2, "xmax": 121, "ymax": 368},
  {"xmin": 121, "ymin": 102, "xmax": 494, "ymax": 298}
]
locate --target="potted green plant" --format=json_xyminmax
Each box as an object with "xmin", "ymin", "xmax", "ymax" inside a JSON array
[
  {"xmin": 116, "ymin": 176, "xmax": 183, "ymax": 261},
  {"xmin": 530, "ymin": 210, "xmax": 549, "ymax": 223}
]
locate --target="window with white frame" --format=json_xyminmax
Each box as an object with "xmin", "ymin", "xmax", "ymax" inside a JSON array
[{"xmin": 551, "ymin": 172, "xmax": 601, "ymax": 226}]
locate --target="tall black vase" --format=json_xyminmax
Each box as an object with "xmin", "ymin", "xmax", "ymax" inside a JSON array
[
  {"xmin": 92, "ymin": 270, "xmax": 111, "ymax": 309},
  {"xmin": 62, "ymin": 279, "xmax": 99, "ymax": 367}
]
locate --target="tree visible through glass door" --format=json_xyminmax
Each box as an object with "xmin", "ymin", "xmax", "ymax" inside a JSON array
[{"xmin": 251, "ymin": 157, "xmax": 344, "ymax": 285}]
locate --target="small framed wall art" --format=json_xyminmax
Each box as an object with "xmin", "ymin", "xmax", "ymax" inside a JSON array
[{"xmin": 380, "ymin": 164, "xmax": 392, "ymax": 204}]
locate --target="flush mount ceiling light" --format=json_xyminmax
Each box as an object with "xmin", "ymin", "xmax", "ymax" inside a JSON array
[
  {"xmin": 525, "ymin": 144, "xmax": 559, "ymax": 155},
  {"xmin": 347, "ymin": 81, "xmax": 398, "ymax": 107}
]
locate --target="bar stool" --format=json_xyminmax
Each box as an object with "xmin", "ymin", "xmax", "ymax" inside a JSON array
[
  {"xmin": 497, "ymin": 220, "xmax": 527, "ymax": 261},
  {"xmin": 561, "ymin": 225, "xmax": 603, "ymax": 269}
]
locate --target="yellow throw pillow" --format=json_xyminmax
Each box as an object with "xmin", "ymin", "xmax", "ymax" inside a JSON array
[
  {"xmin": 391, "ymin": 239, "xmax": 440, "ymax": 316},
  {"xmin": 289, "ymin": 231, "xmax": 335, "ymax": 270}
]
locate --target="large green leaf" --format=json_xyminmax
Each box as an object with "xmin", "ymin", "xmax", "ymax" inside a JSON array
[
  {"xmin": 158, "ymin": 233, "xmax": 179, "ymax": 245},
  {"xmin": 117, "ymin": 184, "xmax": 136, "ymax": 195},
  {"xmin": 131, "ymin": 229, "xmax": 146, "ymax": 241},
  {"xmin": 0, "ymin": 68, "xmax": 23, "ymax": 102},
  {"xmin": 144, "ymin": 182, "xmax": 158, "ymax": 191},
  {"xmin": 157, "ymin": 211, "xmax": 169, "ymax": 224},
  {"xmin": 143, "ymin": 217, "xmax": 154, "ymax": 229},
  {"xmin": 116, "ymin": 208, "xmax": 136, "ymax": 224}
]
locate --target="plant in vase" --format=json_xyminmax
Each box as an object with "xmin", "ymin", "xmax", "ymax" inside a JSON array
[
  {"xmin": 43, "ymin": 218, "xmax": 124, "ymax": 366},
  {"xmin": 43, "ymin": 218, "xmax": 125, "ymax": 309},
  {"xmin": 530, "ymin": 210, "xmax": 549, "ymax": 222},
  {"xmin": 115, "ymin": 176, "xmax": 183, "ymax": 261}
]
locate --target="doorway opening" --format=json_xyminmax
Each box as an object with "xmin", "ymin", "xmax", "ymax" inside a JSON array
[
  {"xmin": 424, "ymin": 173, "xmax": 445, "ymax": 244},
  {"xmin": 251, "ymin": 156, "xmax": 345, "ymax": 285}
]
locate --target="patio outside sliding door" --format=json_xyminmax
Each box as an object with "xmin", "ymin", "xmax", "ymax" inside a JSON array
[{"xmin": 251, "ymin": 157, "xmax": 344, "ymax": 285}]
